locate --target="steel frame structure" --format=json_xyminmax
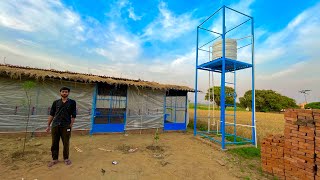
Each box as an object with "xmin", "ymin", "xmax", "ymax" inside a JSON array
[{"xmin": 193, "ymin": 5, "xmax": 257, "ymax": 150}]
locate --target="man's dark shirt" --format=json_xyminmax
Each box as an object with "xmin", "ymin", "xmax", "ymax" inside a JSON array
[{"xmin": 50, "ymin": 98, "xmax": 76, "ymax": 127}]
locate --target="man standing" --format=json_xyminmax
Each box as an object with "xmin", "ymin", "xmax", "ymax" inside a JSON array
[{"xmin": 46, "ymin": 87, "xmax": 76, "ymax": 167}]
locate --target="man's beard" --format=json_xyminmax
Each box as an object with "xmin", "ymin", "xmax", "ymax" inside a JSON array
[{"xmin": 61, "ymin": 94, "xmax": 68, "ymax": 98}]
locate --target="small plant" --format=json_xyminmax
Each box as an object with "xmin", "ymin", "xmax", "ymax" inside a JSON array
[
  {"xmin": 154, "ymin": 128, "xmax": 160, "ymax": 145},
  {"xmin": 22, "ymin": 81, "xmax": 36, "ymax": 156}
]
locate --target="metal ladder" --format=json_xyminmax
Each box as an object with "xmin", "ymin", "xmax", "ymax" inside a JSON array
[{"xmin": 224, "ymin": 65, "xmax": 237, "ymax": 142}]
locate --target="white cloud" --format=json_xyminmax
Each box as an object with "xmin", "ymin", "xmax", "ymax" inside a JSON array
[
  {"xmin": 105, "ymin": 0, "xmax": 129, "ymax": 18},
  {"xmin": 142, "ymin": 1, "xmax": 199, "ymax": 41},
  {"xmin": 91, "ymin": 23, "xmax": 142, "ymax": 62},
  {"xmin": 16, "ymin": 39, "xmax": 41, "ymax": 48},
  {"xmin": 128, "ymin": 7, "xmax": 142, "ymax": 21},
  {"xmin": 256, "ymin": 3, "xmax": 320, "ymax": 64},
  {"xmin": 0, "ymin": 0, "xmax": 192, "ymax": 84},
  {"xmin": 170, "ymin": 51, "xmax": 195, "ymax": 67},
  {"xmin": 257, "ymin": 61, "xmax": 307, "ymax": 80},
  {"xmin": 0, "ymin": 0, "xmax": 85, "ymax": 41},
  {"xmin": 0, "ymin": 0, "xmax": 143, "ymax": 63},
  {"xmin": 0, "ymin": 42, "xmax": 73, "ymax": 71},
  {"xmin": 251, "ymin": 3, "xmax": 320, "ymax": 103}
]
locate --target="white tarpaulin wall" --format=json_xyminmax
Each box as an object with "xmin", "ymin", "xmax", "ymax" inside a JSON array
[
  {"xmin": 0, "ymin": 77, "xmax": 94, "ymax": 132},
  {"xmin": 126, "ymin": 87, "xmax": 165, "ymax": 130}
]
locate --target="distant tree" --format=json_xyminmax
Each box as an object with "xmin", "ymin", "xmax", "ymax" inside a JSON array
[
  {"xmin": 239, "ymin": 90, "xmax": 298, "ymax": 112},
  {"xmin": 205, "ymin": 86, "xmax": 235, "ymax": 108},
  {"xmin": 305, "ymin": 102, "xmax": 320, "ymax": 109}
]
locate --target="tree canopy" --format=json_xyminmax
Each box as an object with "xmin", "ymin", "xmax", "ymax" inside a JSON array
[
  {"xmin": 239, "ymin": 90, "xmax": 298, "ymax": 112},
  {"xmin": 305, "ymin": 102, "xmax": 320, "ymax": 109},
  {"xmin": 205, "ymin": 86, "xmax": 235, "ymax": 107}
]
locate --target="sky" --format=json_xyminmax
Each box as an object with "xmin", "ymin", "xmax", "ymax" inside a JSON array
[{"xmin": 0, "ymin": 0, "xmax": 319, "ymax": 104}]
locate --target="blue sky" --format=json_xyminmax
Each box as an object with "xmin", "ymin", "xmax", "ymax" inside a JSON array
[{"xmin": 0, "ymin": 0, "xmax": 319, "ymax": 103}]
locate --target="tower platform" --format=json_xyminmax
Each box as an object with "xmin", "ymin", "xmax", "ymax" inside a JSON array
[{"xmin": 197, "ymin": 57, "xmax": 252, "ymax": 73}]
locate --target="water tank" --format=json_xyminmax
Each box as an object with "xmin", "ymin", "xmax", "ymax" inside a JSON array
[{"xmin": 212, "ymin": 39, "xmax": 237, "ymax": 60}]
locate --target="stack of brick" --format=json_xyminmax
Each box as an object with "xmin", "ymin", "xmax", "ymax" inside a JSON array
[
  {"xmin": 314, "ymin": 110, "xmax": 320, "ymax": 180},
  {"xmin": 261, "ymin": 134, "xmax": 285, "ymax": 179},
  {"xmin": 283, "ymin": 109, "xmax": 315, "ymax": 180}
]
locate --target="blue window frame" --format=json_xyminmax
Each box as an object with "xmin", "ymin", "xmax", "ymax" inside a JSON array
[
  {"xmin": 91, "ymin": 83, "xmax": 127, "ymax": 133},
  {"xmin": 164, "ymin": 90, "xmax": 188, "ymax": 131}
]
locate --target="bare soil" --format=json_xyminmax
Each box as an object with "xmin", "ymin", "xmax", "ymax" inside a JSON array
[{"xmin": 0, "ymin": 132, "xmax": 269, "ymax": 180}]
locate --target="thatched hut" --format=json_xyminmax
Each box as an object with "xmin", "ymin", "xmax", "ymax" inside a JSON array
[{"xmin": 0, "ymin": 64, "xmax": 193, "ymax": 133}]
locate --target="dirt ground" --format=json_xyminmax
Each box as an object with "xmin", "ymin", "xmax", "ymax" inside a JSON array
[{"xmin": 0, "ymin": 132, "xmax": 269, "ymax": 180}]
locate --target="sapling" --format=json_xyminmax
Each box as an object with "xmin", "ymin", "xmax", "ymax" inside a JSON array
[
  {"xmin": 21, "ymin": 81, "xmax": 36, "ymax": 156},
  {"xmin": 154, "ymin": 128, "xmax": 160, "ymax": 146}
]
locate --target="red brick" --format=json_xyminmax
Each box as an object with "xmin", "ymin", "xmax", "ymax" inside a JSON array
[
  {"xmin": 292, "ymin": 137, "xmax": 306, "ymax": 143},
  {"xmin": 299, "ymin": 126, "xmax": 315, "ymax": 133},
  {"xmin": 306, "ymin": 133, "xmax": 315, "ymax": 137},
  {"xmin": 305, "ymin": 123, "xmax": 315, "ymax": 128},
  {"xmin": 313, "ymin": 109, "xmax": 320, "ymax": 113},
  {"xmin": 301, "ymin": 148, "xmax": 315, "ymax": 154},
  {"xmin": 298, "ymin": 116, "xmax": 307, "ymax": 120},
  {"xmin": 298, "ymin": 111, "xmax": 313, "ymax": 115},
  {"xmin": 286, "ymin": 124, "xmax": 299, "ymax": 130},
  {"xmin": 285, "ymin": 110, "xmax": 298, "ymax": 118}
]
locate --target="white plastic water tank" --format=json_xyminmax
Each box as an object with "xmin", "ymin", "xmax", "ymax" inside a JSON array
[{"xmin": 212, "ymin": 39, "xmax": 237, "ymax": 60}]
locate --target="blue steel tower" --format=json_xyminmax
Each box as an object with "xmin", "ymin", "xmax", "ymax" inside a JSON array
[{"xmin": 193, "ymin": 5, "xmax": 256, "ymax": 150}]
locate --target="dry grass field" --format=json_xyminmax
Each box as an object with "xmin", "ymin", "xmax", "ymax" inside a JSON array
[{"xmin": 189, "ymin": 109, "xmax": 285, "ymax": 145}]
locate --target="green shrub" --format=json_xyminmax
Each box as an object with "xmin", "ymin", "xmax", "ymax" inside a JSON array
[{"xmin": 305, "ymin": 102, "xmax": 320, "ymax": 109}]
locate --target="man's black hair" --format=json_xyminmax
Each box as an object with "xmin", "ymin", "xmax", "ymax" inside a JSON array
[{"xmin": 60, "ymin": 87, "xmax": 70, "ymax": 92}]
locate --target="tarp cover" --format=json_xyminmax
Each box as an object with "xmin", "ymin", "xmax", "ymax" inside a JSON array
[
  {"xmin": 0, "ymin": 77, "xmax": 94, "ymax": 132},
  {"xmin": 126, "ymin": 87, "xmax": 165, "ymax": 130}
]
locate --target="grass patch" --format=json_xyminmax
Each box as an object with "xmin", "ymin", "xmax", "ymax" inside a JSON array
[
  {"xmin": 189, "ymin": 103, "xmax": 212, "ymax": 110},
  {"xmin": 248, "ymin": 163, "xmax": 256, "ymax": 170},
  {"xmin": 225, "ymin": 136, "xmax": 247, "ymax": 145},
  {"xmin": 187, "ymin": 120, "xmax": 207, "ymax": 131},
  {"xmin": 228, "ymin": 147, "xmax": 261, "ymax": 159},
  {"xmin": 189, "ymin": 103, "xmax": 246, "ymax": 111}
]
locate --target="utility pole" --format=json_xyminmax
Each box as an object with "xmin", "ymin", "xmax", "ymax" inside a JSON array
[{"xmin": 299, "ymin": 90, "xmax": 311, "ymax": 104}]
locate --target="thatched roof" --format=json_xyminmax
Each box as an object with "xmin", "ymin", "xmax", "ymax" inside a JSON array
[{"xmin": 0, "ymin": 64, "xmax": 194, "ymax": 92}]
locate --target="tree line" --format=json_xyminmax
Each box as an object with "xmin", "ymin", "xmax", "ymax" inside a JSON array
[{"xmin": 205, "ymin": 86, "xmax": 300, "ymax": 112}]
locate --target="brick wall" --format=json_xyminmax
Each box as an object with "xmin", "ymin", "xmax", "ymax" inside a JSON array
[
  {"xmin": 261, "ymin": 134, "xmax": 285, "ymax": 179},
  {"xmin": 314, "ymin": 110, "xmax": 320, "ymax": 180},
  {"xmin": 261, "ymin": 109, "xmax": 320, "ymax": 180}
]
